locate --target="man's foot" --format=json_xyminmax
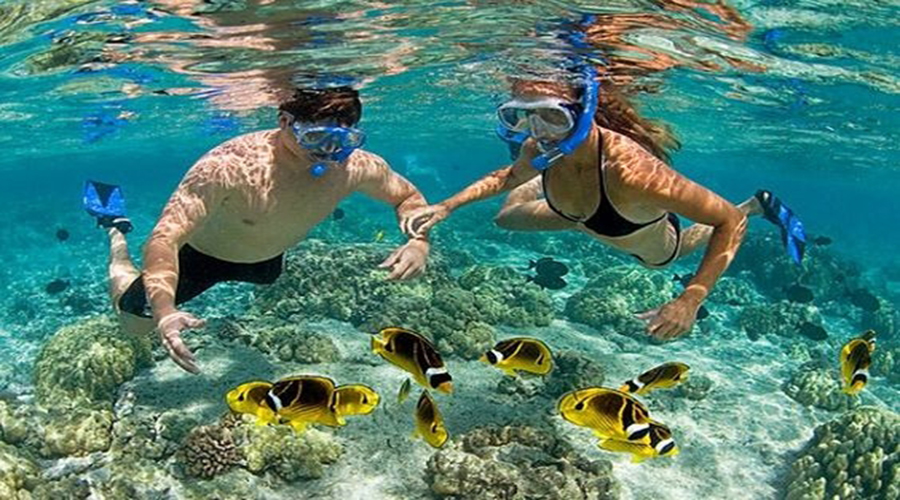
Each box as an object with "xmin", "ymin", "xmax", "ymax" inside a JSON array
[
  {"xmin": 84, "ymin": 180, "xmax": 133, "ymax": 234},
  {"xmin": 97, "ymin": 215, "xmax": 134, "ymax": 234},
  {"xmin": 755, "ymin": 189, "xmax": 806, "ymax": 265}
]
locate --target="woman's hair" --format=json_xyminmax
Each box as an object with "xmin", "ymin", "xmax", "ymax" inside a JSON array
[
  {"xmin": 510, "ymin": 74, "xmax": 680, "ymax": 163},
  {"xmin": 278, "ymin": 87, "xmax": 361, "ymax": 126}
]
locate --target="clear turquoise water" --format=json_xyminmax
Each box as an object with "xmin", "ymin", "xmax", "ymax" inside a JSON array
[{"xmin": 0, "ymin": 1, "xmax": 897, "ymax": 499}]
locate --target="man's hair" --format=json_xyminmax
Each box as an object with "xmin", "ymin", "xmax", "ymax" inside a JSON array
[{"xmin": 279, "ymin": 87, "xmax": 361, "ymax": 126}]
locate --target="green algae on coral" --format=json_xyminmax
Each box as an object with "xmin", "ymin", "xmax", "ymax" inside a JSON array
[
  {"xmin": 426, "ymin": 425, "xmax": 619, "ymax": 500},
  {"xmin": 33, "ymin": 316, "xmax": 152, "ymax": 409},
  {"xmin": 565, "ymin": 266, "xmax": 674, "ymax": 339},
  {"xmin": 238, "ymin": 423, "xmax": 342, "ymax": 482},
  {"xmin": 738, "ymin": 302, "xmax": 822, "ymax": 341},
  {"xmin": 254, "ymin": 242, "xmax": 551, "ymax": 359},
  {"xmin": 783, "ymin": 364, "xmax": 859, "ymax": 412}
]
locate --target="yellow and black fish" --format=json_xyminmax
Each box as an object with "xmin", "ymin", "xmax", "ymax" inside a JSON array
[
  {"xmin": 414, "ymin": 390, "xmax": 449, "ymax": 449},
  {"xmin": 558, "ymin": 387, "xmax": 652, "ymax": 442},
  {"xmin": 226, "ymin": 381, "xmax": 278, "ymax": 425},
  {"xmin": 372, "ymin": 327, "xmax": 453, "ymax": 394},
  {"xmin": 620, "ymin": 362, "xmax": 690, "ymax": 395},
  {"xmin": 480, "ymin": 337, "xmax": 553, "ymax": 377},
  {"xmin": 840, "ymin": 330, "xmax": 876, "ymax": 395},
  {"xmin": 597, "ymin": 420, "xmax": 679, "ymax": 463},
  {"xmin": 330, "ymin": 384, "xmax": 380, "ymax": 425},
  {"xmin": 265, "ymin": 375, "xmax": 342, "ymax": 432}
]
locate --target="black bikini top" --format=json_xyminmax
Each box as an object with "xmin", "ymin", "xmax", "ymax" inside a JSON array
[{"xmin": 543, "ymin": 130, "xmax": 667, "ymax": 238}]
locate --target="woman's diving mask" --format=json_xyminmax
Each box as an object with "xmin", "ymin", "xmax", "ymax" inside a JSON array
[
  {"xmin": 496, "ymin": 65, "xmax": 600, "ymax": 171},
  {"xmin": 289, "ymin": 120, "xmax": 366, "ymax": 177}
]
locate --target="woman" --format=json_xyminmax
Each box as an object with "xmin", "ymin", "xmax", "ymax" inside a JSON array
[{"xmin": 404, "ymin": 69, "xmax": 804, "ymax": 340}]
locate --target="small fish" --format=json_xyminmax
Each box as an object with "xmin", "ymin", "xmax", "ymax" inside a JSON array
[
  {"xmin": 480, "ymin": 337, "xmax": 553, "ymax": 377},
  {"xmin": 696, "ymin": 305, "xmax": 710, "ymax": 321},
  {"xmin": 812, "ymin": 236, "xmax": 832, "ymax": 246},
  {"xmin": 528, "ymin": 257, "xmax": 569, "ymax": 278},
  {"xmin": 413, "ymin": 390, "xmax": 449, "ymax": 449},
  {"xmin": 673, "ymin": 273, "xmax": 709, "ymax": 320},
  {"xmin": 371, "ymin": 327, "xmax": 453, "ymax": 394},
  {"xmin": 373, "ymin": 230, "xmax": 385, "ymax": 243},
  {"xmin": 784, "ymin": 283, "xmax": 815, "ymax": 304},
  {"xmin": 557, "ymin": 387, "xmax": 652, "ymax": 442},
  {"xmin": 620, "ymin": 362, "xmax": 690, "ymax": 395},
  {"xmin": 848, "ymin": 289, "xmax": 880, "ymax": 312},
  {"xmin": 672, "ymin": 273, "xmax": 694, "ymax": 287},
  {"xmin": 398, "ymin": 378, "xmax": 412, "ymax": 404},
  {"xmin": 56, "ymin": 228, "xmax": 70, "ymax": 242},
  {"xmin": 798, "ymin": 321, "xmax": 828, "ymax": 341},
  {"xmin": 840, "ymin": 330, "xmax": 875, "ymax": 395},
  {"xmin": 527, "ymin": 274, "xmax": 567, "ymax": 290},
  {"xmin": 597, "ymin": 420, "xmax": 679, "ymax": 463},
  {"xmin": 331, "ymin": 384, "xmax": 379, "ymax": 424},
  {"xmin": 226, "ymin": 381, "xmax": 279, "ymax": 425},
  {"xmin": 45, "ymin": 279, "xmax": 70, "ymax": 295},
  {"xmin": 333, "ymin": 208, "xmax": 345, "ymax": 221},
  {"xmin": 265, "ymin": 375, "xmax": 342, "ymax": 432}
]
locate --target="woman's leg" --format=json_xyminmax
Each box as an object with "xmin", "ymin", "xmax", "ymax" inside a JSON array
[{"xmin": 676, "ymin": 195, "xmax": 761, "ymax": 259}]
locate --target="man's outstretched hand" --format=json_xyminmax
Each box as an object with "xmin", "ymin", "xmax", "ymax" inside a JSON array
[{"xmin": 156, "ymin": 311, "xmax": 206, "ymax": 374}]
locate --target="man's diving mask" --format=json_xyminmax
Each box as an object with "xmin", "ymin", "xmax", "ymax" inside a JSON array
[{"xmin": 289, "ymin": 120, "xmax": 366, "ymax": 177}]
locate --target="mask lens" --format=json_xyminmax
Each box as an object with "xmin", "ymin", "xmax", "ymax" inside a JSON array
[
  {"xmin": 342, "ymin": 129, "xmax": 365, "ymax": 148},
  {"xmin": 497, "ymin": 107, "xmax": 531, "ymax": 132},
  {"xmin": 536, "ymin": 107, "xmax": 572, "ymax": 129}
]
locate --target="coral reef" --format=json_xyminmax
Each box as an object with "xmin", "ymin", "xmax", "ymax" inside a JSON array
[
  {"xmin": 784, "ymin": 407, "xmax": 899, "ymax": 500},
  {"xmin": 738, "ymin": 302, "xmax": 822, "ymax": 341},
  {"xmin": 254, "ymin": 241, "xmax": 551, "ymax": 359},
  {"xmin": 544, "ymin": 351, "xmax": 607, "ymax": 398},
  {"xmin": 0, "ymin": 401, "xmax": 33, "ymax": 446},
  {"xmin": 238, "ymin": 424, "xmax": 342, "ymax": 482},
  {"xmin": 872, "ymin": 341, "xmax": 900, "ymax": 385},
  {"xmin": 229, "ymin": 321, "xmax": 341, "ymax": 364},
  {"xmin": 425, "ymin": 425, "xmax": 619, "ymax": 500},
  {"xmin": 0, "ymin": 442, "xmax": 39, "ymax": 499},
  {"xmin": 40, "ymin": 407, "xmax": 114, "ymax": 457},
  {"xmin": 861, "ymin": 300, "xmax": 897, "ymax": 340},
  {"xmin": 707, "ymin": 276, "xmax": 762, "ymax": 306},
  {"xmin": 782, "ymin": 364, "xmax": 858, "ymax": 412},
  {"xmin": 731, "ymin": 236, "xmax": 861, "ymax": 303},
  {"xmin": 565, "ymin": 266, "xmax": 674, "ymax": 339},
  {"xmin": 180, "ymin": 424, "xmax": 243, "ymax": 478},
  {"xmin": 673, "ymin": 373, "xmax": 714, "ymax": 400},
  {"xmin": 33, "ymin": 316, "xmax": 152, "ymax": 409}
]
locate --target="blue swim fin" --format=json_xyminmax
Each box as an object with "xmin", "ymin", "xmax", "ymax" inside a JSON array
[
  {"xmin": 83, "ymin": 180, "xmax": 133, "ymax": 233},
  {"xmin": 756, "ymin": 189, "xmax": 805, "ymax": 265}
]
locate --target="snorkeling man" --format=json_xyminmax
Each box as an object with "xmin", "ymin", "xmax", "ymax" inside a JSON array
[
  {"xmin": 85, "ymin": 86, "xmax": 431, "ymax": 373},
  {"xmin": 405, "ymin": 66, "xmax": 806, "ymax": 341}
]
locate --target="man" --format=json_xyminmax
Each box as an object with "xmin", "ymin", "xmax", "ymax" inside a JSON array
[{"xmin": 86, "ymin": 86, "xmax": 430, "ymax": 373}]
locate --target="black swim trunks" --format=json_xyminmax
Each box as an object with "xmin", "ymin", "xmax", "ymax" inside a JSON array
[{"xmin": 118, "ymin": 244, "xmax": 284, "ymax": 318}]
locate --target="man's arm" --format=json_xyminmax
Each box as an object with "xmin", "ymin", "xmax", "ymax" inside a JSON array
[
  {"xmin": 353, "ymin": 153, "xmax": 429, "ymax": 237},
  {"xmin": 143, "ymin": 162, "xmax": 222, "ymax": 323},
  {"xmin": 353, "ymin": 153, "xmax": 432, "ymax": 280}
]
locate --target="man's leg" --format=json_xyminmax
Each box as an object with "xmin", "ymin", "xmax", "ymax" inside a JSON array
[
  {"xmin": 494, "ymin": 177, "xmax": 578, "ymax": 232},
  {"xmin": 106, "ymin": 228, "xmax": 155, "ymax": 335},
  {"xmin": 676, "ymin": 196, "xmax": 761, "ymax": 259}
]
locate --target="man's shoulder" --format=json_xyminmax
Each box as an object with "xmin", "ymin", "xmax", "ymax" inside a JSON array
[{"xmin": 204, "ymin": 129, "xmax": 277, "ymax": 158}]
